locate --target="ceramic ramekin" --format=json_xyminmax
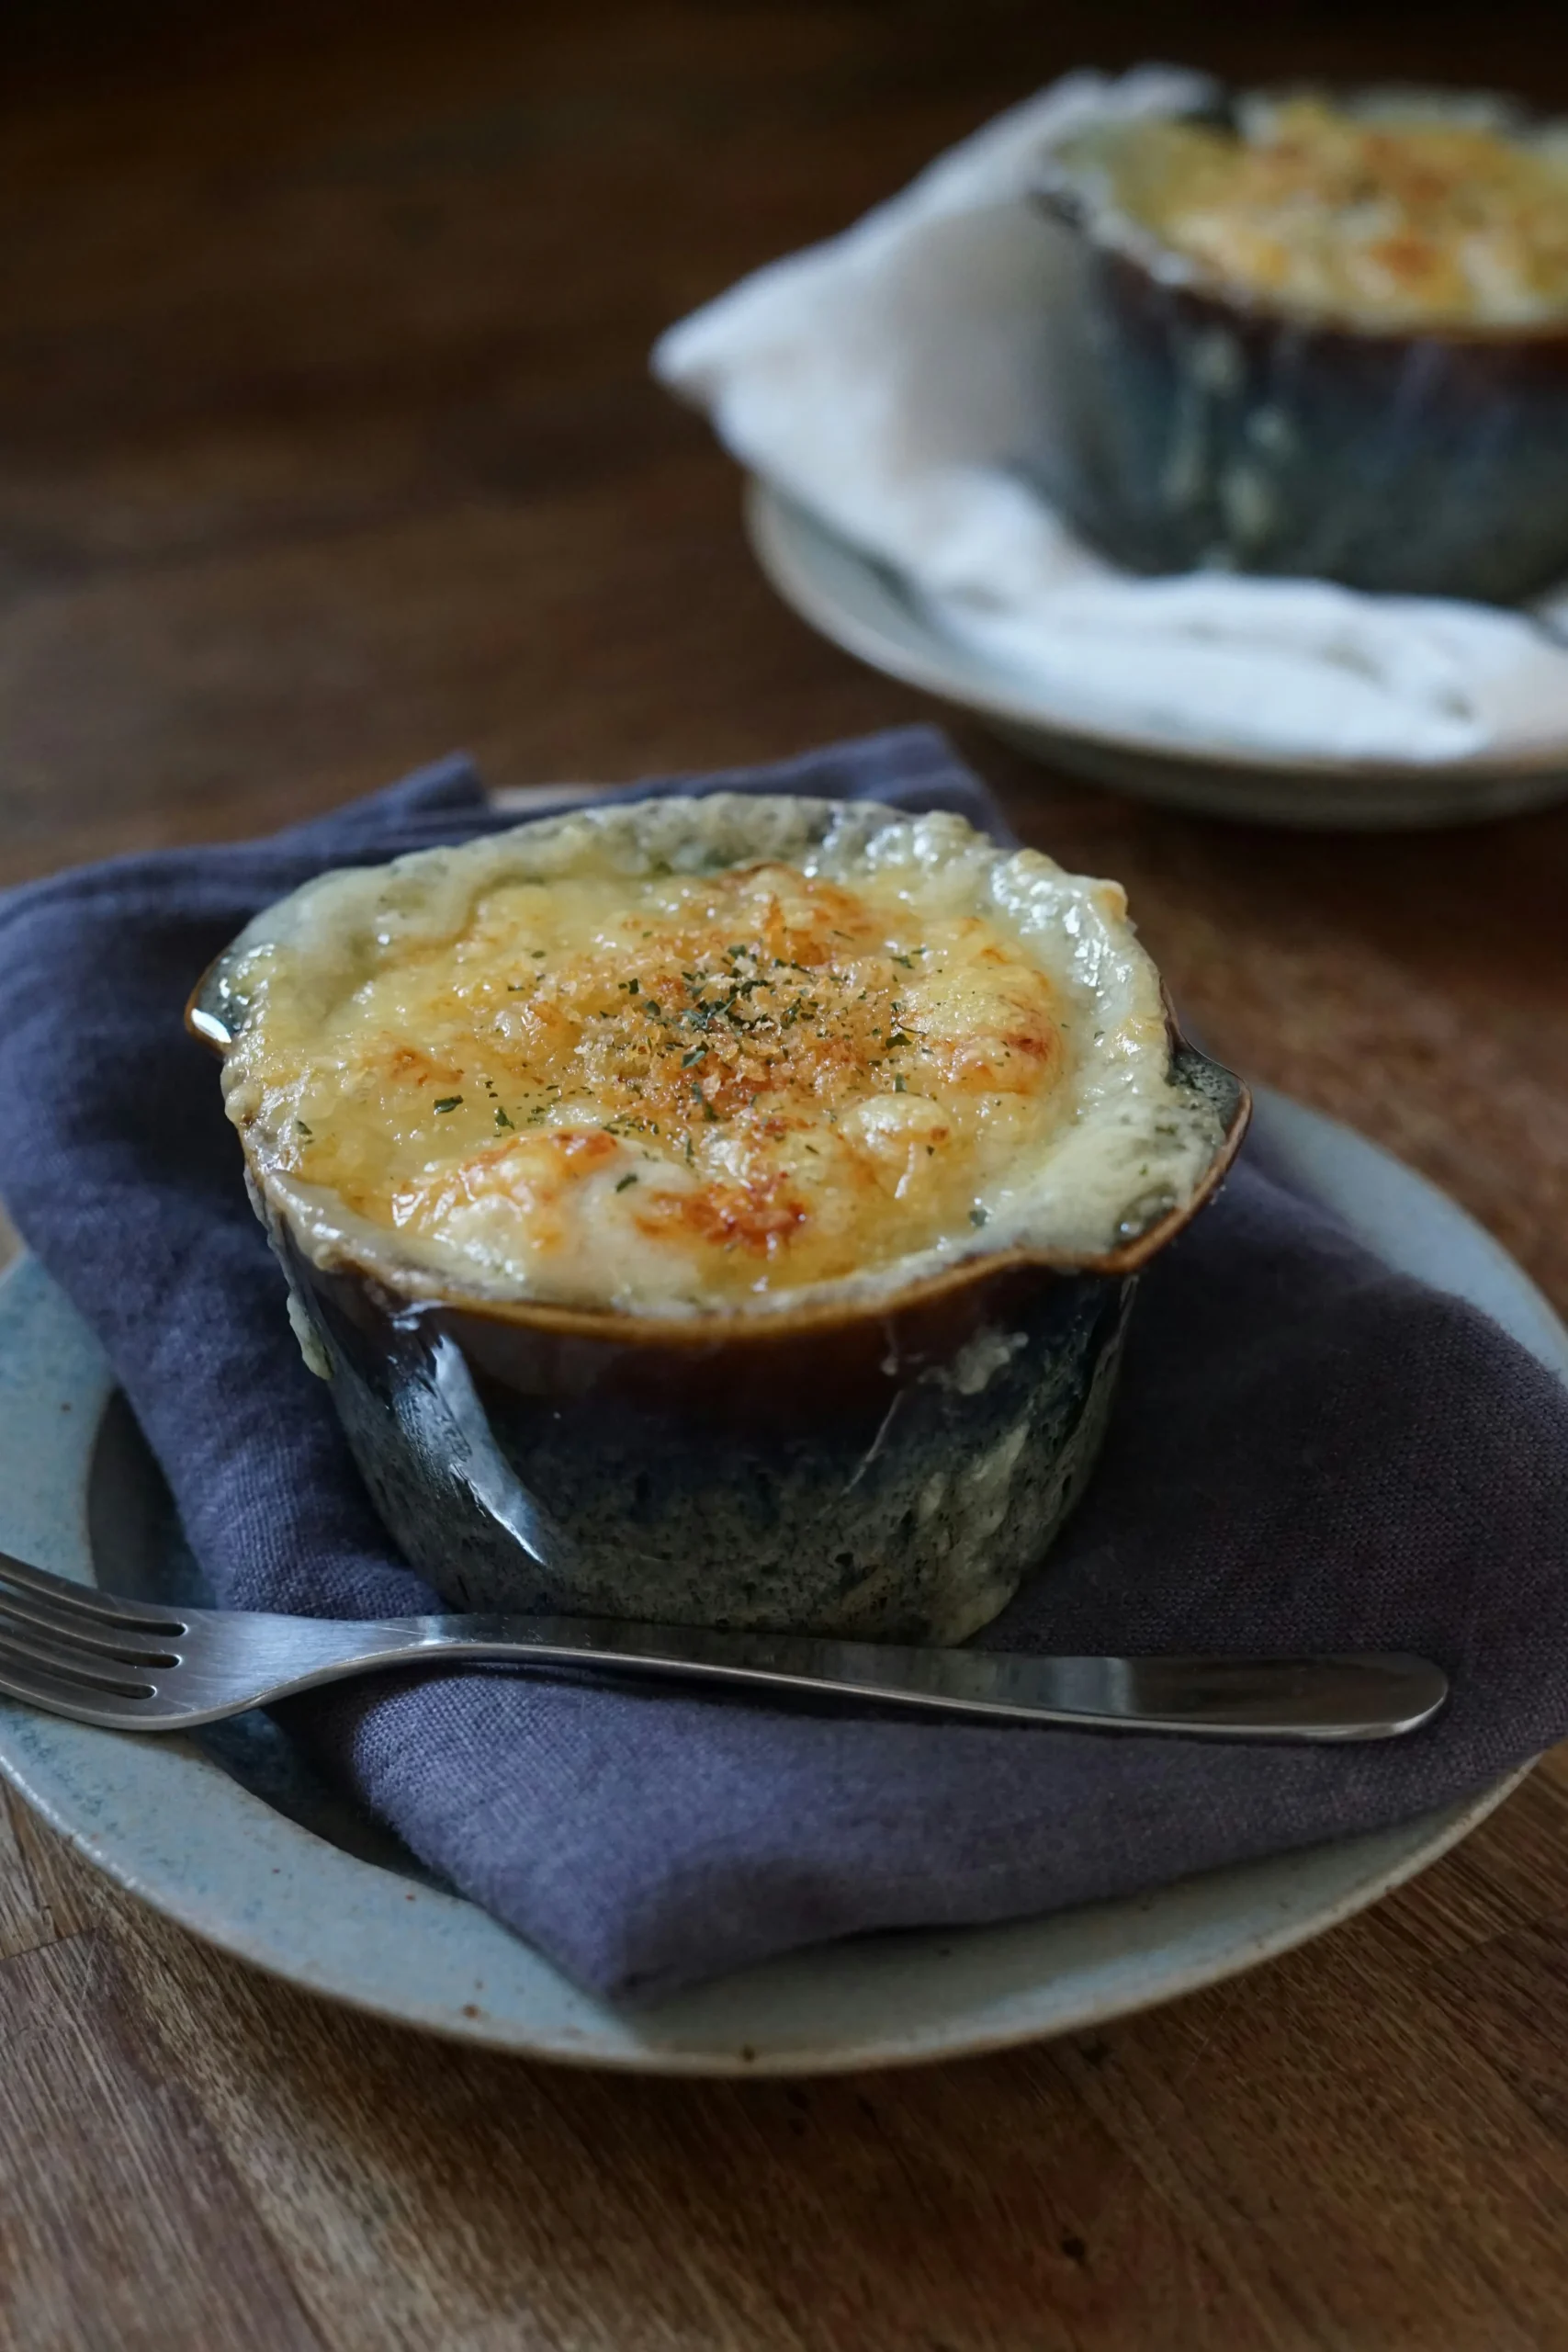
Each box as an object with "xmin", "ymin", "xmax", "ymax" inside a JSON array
[
  {"xmin": 1027, "ymin": 84, "xmax": 1568, "ymax": 604},
  {"xmin": 191, "ymin": 805, "xmax": 1249, "ymax": 1645}
]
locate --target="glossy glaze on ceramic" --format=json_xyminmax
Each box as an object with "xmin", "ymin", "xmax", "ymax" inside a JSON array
[
  {"xmin": 1028, "ymin": 88, "xmax": 1568, "ymax": 603},
  {"xmin": 283, "ymin": 1232, "xmax": 1134, "ymax": 1640}
]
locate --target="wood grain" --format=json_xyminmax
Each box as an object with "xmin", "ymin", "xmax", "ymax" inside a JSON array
[
  {"xmin": 3, "ymin": 3, "xmax": 1568, "ymax": 2345},
  {"xmin": 0, "ymin": 1928, "xmax": 324, "ymax": 2352}
]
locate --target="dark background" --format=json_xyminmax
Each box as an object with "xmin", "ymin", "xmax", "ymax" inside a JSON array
[
  {"xmin": 1, "ymin": 0, "xmax": 1563, "ymax": 866},
  {"xmin": 7, "ymin": 0, "xmax": 1562, "ymax": 80}
]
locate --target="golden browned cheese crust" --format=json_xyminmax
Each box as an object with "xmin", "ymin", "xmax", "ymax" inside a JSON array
[
  {"xmin": 215, "ymin": 798, "xmax": 1224, "ymax": 1317},
  {"xmin": 1087, "ymin": 99, "xmax": 1568, "ymax": 327},
  {"xmin": 242, "ymin": 861, "xmax": 1071, "ymax": 1303}
]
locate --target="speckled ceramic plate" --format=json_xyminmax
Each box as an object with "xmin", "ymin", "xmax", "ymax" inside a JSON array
[
  {"xmin": 0, "ymin": 1089, "xmax": 1554, "ymax": 2074},
  {"xmin": 745, "ymin": 481, "xmax": 1568, "ymax": 832}
]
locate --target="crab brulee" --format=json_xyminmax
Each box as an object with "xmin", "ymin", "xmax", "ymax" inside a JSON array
[
  {"xmin": 200, "ymin": 796, "xmax": 1224, "ymax": 1317},
  {"xmin": 193, "ymin": 792, "xmax": 1245, "ymax": 1640}
]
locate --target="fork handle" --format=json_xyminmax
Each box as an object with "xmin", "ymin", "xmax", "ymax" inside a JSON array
[{"xmin": 231, "ymin": 1612, "xmax": 1448, "ymax": 1742}]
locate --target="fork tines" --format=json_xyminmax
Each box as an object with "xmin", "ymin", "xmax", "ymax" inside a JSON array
[
  {"xmin": 0, "ymin": 1550, "xmax": 185, "ymax": 1707},
  {"xmin": 0, "ymin": 1549, "xmax": 185, "ymax": 1633}
]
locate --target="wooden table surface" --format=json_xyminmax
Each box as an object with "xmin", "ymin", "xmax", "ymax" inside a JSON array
[{"xmin": 5, "ymin": 4, "xmax": 1568, "ymax": 2345}]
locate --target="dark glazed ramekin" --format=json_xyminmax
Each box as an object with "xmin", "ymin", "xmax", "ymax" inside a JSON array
[
  {"xmin": 192, "ymin": 970, "xmax": 1247, "ymax": 1645},
  {"xmin": 1028, "ymin": 87, "xmax": 1568, "ymax": 604}
]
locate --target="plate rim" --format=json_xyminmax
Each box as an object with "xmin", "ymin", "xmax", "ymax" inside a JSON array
[
  {"xmin": 744, "ymin": 478, "xmax": 1568, "ymax": 788},
  {"xmin": 0, "ymin": 1087, "xmax": 1558, "ymax": 2075},
  {"xmin": 0, "ymin": 1709, "xmax": 1529, "ymax": 2075}
]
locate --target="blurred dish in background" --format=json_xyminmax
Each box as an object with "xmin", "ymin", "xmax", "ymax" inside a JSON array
[
  {"xmin": 1031, "ymin": 85, "xmax": 1568, "ymax": 602},
  {"xmin": 658, "ymin": 68, "xmax": 1568, "ymax": 820}
]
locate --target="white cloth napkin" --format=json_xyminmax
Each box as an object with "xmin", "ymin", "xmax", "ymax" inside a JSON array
[{"xmin": 654, "ymin": 69, "xmax": 1568, "ymax": 767}]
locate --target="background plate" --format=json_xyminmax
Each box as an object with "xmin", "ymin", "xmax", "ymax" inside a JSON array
[
  {"xmin": 0, "ymin": 1089, "xmax": 1556, "ymax": 2074},
  {"xmin": 745, "ymin": 481, "xmax": 1568, "ymax": 833}
]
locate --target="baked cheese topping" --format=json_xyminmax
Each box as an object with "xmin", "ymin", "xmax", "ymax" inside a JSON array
[
  {"xmin": 210, "ymin": 798, "xmax": 1223, "ymax": 1315},
  {"xmin": 1068, "ymin": 97, "xmax": 1568, "ymax": 328}
]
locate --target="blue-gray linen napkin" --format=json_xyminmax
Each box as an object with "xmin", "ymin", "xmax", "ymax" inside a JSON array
[{"xmin": 0, "ymin": 725, "xmax": 1564, "ymax": 2003}]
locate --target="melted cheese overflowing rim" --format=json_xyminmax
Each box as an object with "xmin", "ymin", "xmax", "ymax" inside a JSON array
[
  {"xmin": 210, "ymin": 797, "xmax": 1225, "ymax": 1317},
  {"xmin": 1063, "ymin": 97, "xmax": 1568, "ymax": 328}
]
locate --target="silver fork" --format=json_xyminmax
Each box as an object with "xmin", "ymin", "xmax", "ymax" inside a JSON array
[{"xmin": 0, "ymin": 1547, "xmax": 1448, "ymax": 1741}]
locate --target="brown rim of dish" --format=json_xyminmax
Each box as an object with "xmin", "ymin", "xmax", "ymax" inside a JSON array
[{"xmin": 186, "ymin": 975, "xmax": 1252, "ymax": 1348}]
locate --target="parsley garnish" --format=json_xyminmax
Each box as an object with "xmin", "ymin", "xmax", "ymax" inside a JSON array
[
  {"xmin": 969, "ymin": 1205, "xmax": 989, "ymax": 1227},
  {"xmin": 615, "ymin": 1172, "xmax": 638, "ymax": 1193},
  {"xmin": 433, "ymin": 1096, "xmax": 463, "ymax": 1114},
  {"xmin": 295, "ymin": 1119, "xmax": 312, "ymax": 1137},
  {"xmin": 494, "ymin": 1106, "xmax": 513, "ymax": 1131}
]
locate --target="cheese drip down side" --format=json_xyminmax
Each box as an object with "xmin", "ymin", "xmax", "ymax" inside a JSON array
[{"xmin": 231, "ymin": 861, "xmax": 1084, "ymax": 1307}]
